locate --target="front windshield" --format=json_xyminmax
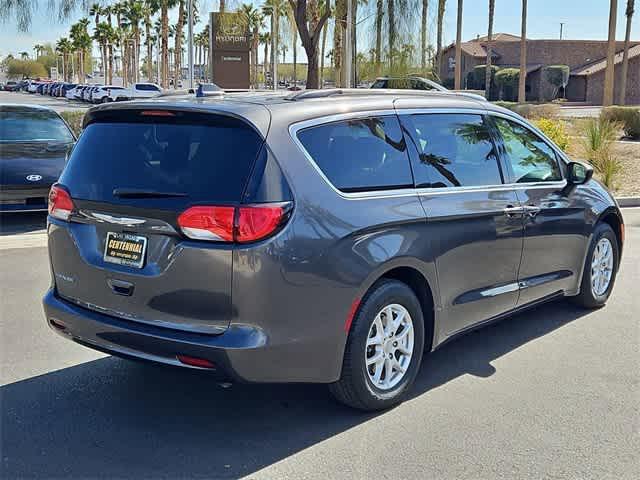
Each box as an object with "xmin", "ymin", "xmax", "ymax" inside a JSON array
[{"xmin": 0, "ymin": 108, "xmax": 74, "ymax": 143}]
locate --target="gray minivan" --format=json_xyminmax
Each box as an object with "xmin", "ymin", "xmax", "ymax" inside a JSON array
[{"xmin": 43, "ymin": 89, "xmax": 623, "ymax": 410}]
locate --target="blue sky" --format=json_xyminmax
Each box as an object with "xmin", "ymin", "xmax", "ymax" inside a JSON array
[{"xmin": 1, "ymin": 0, "xmax": 638, "ymax": 61}]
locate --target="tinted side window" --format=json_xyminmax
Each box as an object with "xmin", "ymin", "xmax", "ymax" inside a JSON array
[
  {"xmin": 493, "ymin": 117, "xmax": 562, "ymax": 183},
  {"xmin": 296, "ymin": 116, "xmax": 413, "ymax": 192},
  {"xmin": 402, "ymin": 113, "xmax": 502, "ymax": 188},
  {"xmin": 136, "ymin": 84, "xmax": 159, "ymax": 91}
]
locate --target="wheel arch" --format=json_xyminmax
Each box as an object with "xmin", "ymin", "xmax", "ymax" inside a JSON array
[
  {"xmin": 598, "ymin": 207, "xmax": 624, "ymax": 259},
  {"xmin": 362, "ymin": 264, "xmax": 437, "ymax": 352}
]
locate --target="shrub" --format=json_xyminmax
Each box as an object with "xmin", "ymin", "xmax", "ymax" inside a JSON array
[
  {"xmin": 581, "ymin": 118, "xmax": 622, "ymax": 189},
  {"xmin": 467, "ymin": 65, "xmax": 499, "ymax": 98},
  {"xmin": 601, "ymin": 106, "xmax": 640, "ymax": 140},
  {"xmin": 494, "ymin": 68, "xmax": 519, "ymax": 101},
  {"xmin": 494, "ymin": 102, "xmax": 559, "ymax": 120},
  {"xmin": 60, "ymin": 110, "xmax": 84, "ymax": 137},
  {"xmin": 542, "ymin": 65, "xmax": 570, "ymax": 99},
  {"xmin": 534, "ymin": 118, "xmax": 570, "ymax": 152}
]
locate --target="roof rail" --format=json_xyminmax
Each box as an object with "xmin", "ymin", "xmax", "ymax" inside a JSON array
[{"xmin": 284, "ymin": 88, "xmax": 487, "ymax": 102}]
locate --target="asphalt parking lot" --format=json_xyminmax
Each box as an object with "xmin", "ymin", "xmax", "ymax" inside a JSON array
[
  {"xmin": 0, "ymin": 90, "xmax": 88, "ymax": 112},
  {"xmin": 0, "ymin": 209, "xmax": 638, "ymax": 479}
]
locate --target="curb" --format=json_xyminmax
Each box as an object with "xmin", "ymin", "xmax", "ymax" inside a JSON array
[{"xmin": 617, "ymin": 197, "xmax": 640, "ymax": 208}]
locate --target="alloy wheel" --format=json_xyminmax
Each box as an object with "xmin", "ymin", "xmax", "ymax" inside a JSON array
[
  {"xmin": 365, "ymin": 304, "xmax": 414, "ymax": 391},
  {"xmin": 591, "ymin": 237, "xmax": 614, "ymax": 297}
]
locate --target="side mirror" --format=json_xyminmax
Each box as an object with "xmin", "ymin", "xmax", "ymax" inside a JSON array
[{"xmin": 567, "ymin": 161, "xmax": 593, "ymax": 185}]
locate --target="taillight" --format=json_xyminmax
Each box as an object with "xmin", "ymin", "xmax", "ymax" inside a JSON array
[
  {"xmin": 178, "ymin": 203, "xmax": 291, "ymax": 243},
  {"xmin": 177, "ymin": 206, "xmax": 235, "ymax": 241},
  {"xmin": 48, "ymin": 184, "xmax": 75, "ymax": 221}
]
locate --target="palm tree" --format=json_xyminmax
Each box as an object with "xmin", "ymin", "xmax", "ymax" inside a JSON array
[
  {"xmin": 56, "ymin": 37, "xmax": 74, "ymax": 81},
  {"xmin": 421, "ymin": 0, "xmax": 428, "ymax": 71},
  {"xmin": 174, "ymin": 1, "xmax": 186, "ymax": 88},
  {"xmin": 220, "ymin": 0, "xmax": 226, "ymax": 12},
  {"xmin": 89, "ymin": 2, "xmax": 103, "ymax": 26},
  {"xmin": 435, "ymin": 0, "xmax": 446, "ymax": 78},
  {"xmin": 333, "ymin": 0, "xmax": 346, "ymax": 86},
  {"xmin": 143, "ymin": 1, "xmax": 157, "ymax": 82},
  {"xmin": 518, "ymin": 0, "xmax": 528, "ymax": 103},
  {"xmin": 454, "ymin": 0, "xmax": 463, "ymax": 89},
  {"xmin": 603, "ymin": 0, "xmax": 618, "ymax": 106},
  {"xmin": 619, "ymin": 0, "xmax": 635, "ymax": 104},
  {"xmin": 260, "ymin": 31, "xmax": 271, "ymax": 82},
  {"xmin": 70, "ymin": 18, "xmax": 92, "ymax": 83},
  {"xmin": 19, "ymin": 51, "xmax": 29, "ymax": 59},
  {"xmin": 94, "ymin": 22, "xmax": 113, "ymax": 83},
  {"xmin": 485, "ymin": 0, "xmax": 495, "ymax": 99},
  {"xmin": 375, "ymin": 0, "xmax": 383, "ymax": 74},
  {"xmin": 159, "ymin": 1, "xmax": 174, "ymax": 88},
  {"xmin": 388, "ymin": 0, "xmax": 396, "ymax": 68},
  {"xmin": 240, "ymin": 3, "xmax": 262, "ymax": 88},
  {"xmin": 263, "ymin": 0, "xmax": 284, "ymax": 89},
  {"xmin": 33, "ymin": 44, "xmax": 43, "ymax": 59},
  {"xmin": 319, "ymin": 2, "xmax": 332, "ymax": 87}
]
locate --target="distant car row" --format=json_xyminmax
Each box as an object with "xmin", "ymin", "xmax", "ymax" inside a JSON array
[{"xmin": 2, "ymin": 79, "xmax": 163, "ymax": 103}]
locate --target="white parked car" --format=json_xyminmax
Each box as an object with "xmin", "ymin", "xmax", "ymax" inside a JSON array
[
  {"xmin": 109, "ymin": 83, "xmax": 162, "ymax": 101},
  {"xmin": 92, "ymin": 85, "xmax": 126, "ymax": 103},
  {"xmin": 65, "ymin": 86, "xmax": 79, "ymax": 100},
  {"xmin": 27, "ymin": 82, "xmax": 40, "ymax": 93}
]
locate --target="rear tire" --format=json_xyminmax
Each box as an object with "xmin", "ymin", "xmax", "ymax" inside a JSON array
[
  {"xmin": 572, "ymin": 222, "xmax": 619, "ymax": 309},
  {"xmin": 329, "ymin": 280, "xmax": 425, "ymax": 411}
]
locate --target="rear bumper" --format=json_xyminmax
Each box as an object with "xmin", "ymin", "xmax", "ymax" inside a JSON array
[{"xmin": 43, "ymin": 289, "xmax": 268, "ymax": 382}]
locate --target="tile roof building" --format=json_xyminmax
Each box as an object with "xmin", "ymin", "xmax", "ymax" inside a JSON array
[{"xmin": 440, "ymin": 35, "xmax": 640, "ymax": 105}]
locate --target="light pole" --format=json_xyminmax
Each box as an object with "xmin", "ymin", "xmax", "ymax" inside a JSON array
[{"xmin": 188, "ymin": 0, "xmax": 194, "ymax": 89}]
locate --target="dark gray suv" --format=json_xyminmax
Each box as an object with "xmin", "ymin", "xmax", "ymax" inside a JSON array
[{"xmin": 43, "ymin": 89, "xmax": 624, "ymax": 410}]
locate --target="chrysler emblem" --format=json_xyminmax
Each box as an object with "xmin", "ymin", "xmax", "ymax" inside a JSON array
[{"xmin": 26, "ymin": 174, "xmax": 43, "ymax": 181}]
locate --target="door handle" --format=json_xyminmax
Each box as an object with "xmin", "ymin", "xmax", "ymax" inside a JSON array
[
  {"xmin": 503, "ymin": 205, "xmax": 525, "ymax": 217},
  {"xmin": 524, "ymin": 205, "xmax": 541, "ymax": 217}
]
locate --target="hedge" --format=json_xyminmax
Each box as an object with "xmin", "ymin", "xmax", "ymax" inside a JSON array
[
  {"xmin": 493, "ymin": 102, "xmax": 560, "ymax": 120},
  {"xmin": 60, "ymin": 110, "xmax": 84, "ymax": 137},
  {"xmin": 601, "ymin": 106, "xmax": 640, "ymax": 140}
]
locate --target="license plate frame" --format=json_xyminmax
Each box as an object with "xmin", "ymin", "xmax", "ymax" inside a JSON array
[{"xmin": 103, "ymin": 232, "xmax": 148, "ymax": 269}]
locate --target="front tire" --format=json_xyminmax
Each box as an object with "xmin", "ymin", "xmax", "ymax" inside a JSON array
[
  {"xmin": 329, "ymin": 280, "xmax": 425, "ymax": 411},
  {"xmin": 572, "ymin": 222, "xmax": 619, "ymax": 308}
]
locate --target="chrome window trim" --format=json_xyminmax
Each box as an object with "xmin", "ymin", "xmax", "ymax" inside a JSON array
[{"xmin": 288, "ymin": 107, "xmax": 568, "ymax": 201}]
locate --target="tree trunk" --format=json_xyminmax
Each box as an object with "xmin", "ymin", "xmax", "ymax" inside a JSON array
[
  {"xmin": 334, "ymin": 1, "xmax": 346, "ymax": 87},
  {"xmin": 436, "ymin": 0, "xmax": 445, "ymax": 78},
  {"xmin": 454, "ymin": 0, "xmax": 463, "ymax": 89},
  {"xmin": 253, "ymin": 27, "xmax": 259, "ymax": 88},
  {"xmin": 603, "ymin": 0, "xmax": 618, "ymax": 106},
  {"xmin": 293, "ymin": 27, "xmax": 298, "ymax": 85},
  {"xmin": 306, "ymin": 43, "xmax": 320, "ymax": 88},
  {"xmin": 485, "ymin": 0, "xmax": 495, "ymax": 100},
  {"xmin": 619, "ymin": 0, "xmax": 635, "ymax": 105},
  {"xmin": 161, "ymin": 2, "xmax": 169, "ymax": 88},
  {"xmin": 421, "ymin": 0, "xmax": 428, "ymax": 71},
  {"xmin": 388, "ymin": 0, "xmax": 396, "ymax": 69},
  {"xmin": 264, "ymin": 41, "xmax": 269, "ymax": 80},
  {"xmin": 146, "ymin": 22, "xmax": 153, "ymax": 82},
  {"xmin": 108, "ymin": 44, "xmax": 113, "ymax": 84},
  {"xmin": 219, "ymin": 0, "xmax": 226, "ymax": 12},
  {"xmin": 376, "ymin": 0, "xmax": 383, "ymax": 74},
  {"xmin": 320, "ymin": 23, "xmax": 327, "ymax": 87},
  {"xmin": 518, "ymin": 0, "xmax": 528, "ymax": 103},
  {"xmin": 175, "ymin": 1, "xmax": 185, "ymax": 88}
]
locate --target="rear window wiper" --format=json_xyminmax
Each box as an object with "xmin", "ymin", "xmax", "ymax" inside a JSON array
[{"xmin": 113, "ymin": 188, "xmax": 189, "ymax": 198}]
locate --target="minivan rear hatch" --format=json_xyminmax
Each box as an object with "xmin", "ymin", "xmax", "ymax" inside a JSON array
[{"xmin": 49, "ymin": 107, "xmax": 268, "ymax": 334}]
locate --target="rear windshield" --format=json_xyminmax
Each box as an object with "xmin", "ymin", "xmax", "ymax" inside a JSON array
[
  {"xmin": 59, "ymin": 115, "xmax": 263, "ymax": 205},
  {"xmin": 0, "ymin": 108, "xmax": 74, "ymax": 143}
]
